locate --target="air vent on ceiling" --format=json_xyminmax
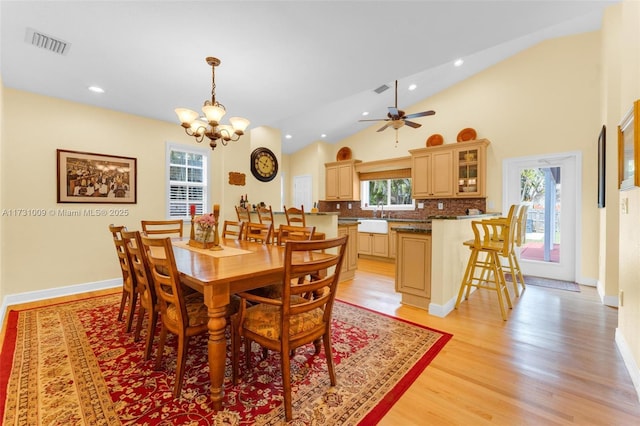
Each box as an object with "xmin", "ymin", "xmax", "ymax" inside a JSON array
[
  {"xmin": 25, "ymin": 27, "xmax": 71, "ymax": 55},
  {"xmin": 373, "ymin": 84, "xmax": 390, "ymax": 94}
]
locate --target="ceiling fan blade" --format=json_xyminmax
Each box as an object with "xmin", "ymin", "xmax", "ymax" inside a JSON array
[
  {"xmin": 377, "ymin": 123, "xmax": 391, "ymax": 132},
  {"xmin": 359, "ymin": 118, "xmax": 390, "ymax": 122},
  {"xmin": 403, "ymin": 120, "xmax": 422, "ymax": 129},
  {"xmin": 403, "ymin": 110, "xmax": 436, "ymax": 119},
  {"xmin": 388, "ymin": 106, "xmax": 400, "ymax": 117}
]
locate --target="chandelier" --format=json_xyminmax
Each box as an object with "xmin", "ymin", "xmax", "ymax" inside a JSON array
[{"xmin": 175, "ymin": 57, "xmax": 250, "ymax": 150}]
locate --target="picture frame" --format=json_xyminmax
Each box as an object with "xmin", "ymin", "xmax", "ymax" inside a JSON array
[
  {"xmin": 597, "ymin": 125, "xmax": 606, "ymax": 208},
  {"xmin": 57, "ymin": 149, "xmax": 137, "ymax": 203},
  {"xmin": 618, "ymin": 99, "xmax": 640, "ymax": 190}
]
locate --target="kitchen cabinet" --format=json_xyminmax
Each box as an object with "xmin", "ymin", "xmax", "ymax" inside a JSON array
[
  {"xmin": 357, "ymin": 232, "xmax": 389, "ymax": 258},
  {"xmin": 338, "ymin": 223, "xmax": 358, "ymax": 281},
  {"xmin": 410, "ymin": 150, "xmax": 453, "ymax": 198},
  {"xmin": 389, "ymin": 222, "xmax": 423, "ymax": 259},
  {"xmin": 409, "ymin": 139, "xmax": 490, "ymax": 199},
  {"xmin": 395, "ymin": 231, "xmax": 431, "ymax": 309},
  {"xmin": 325, "ymin": 159, "xmax": 361, "ymax": 200}
]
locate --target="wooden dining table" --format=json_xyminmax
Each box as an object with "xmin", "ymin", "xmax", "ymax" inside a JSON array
[{"xmin": 169, "ymin": 237, "xmax": 320, "ymax": 410}]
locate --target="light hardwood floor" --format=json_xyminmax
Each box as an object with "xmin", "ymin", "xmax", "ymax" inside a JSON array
[
  {"xmin": 2, "ymin": 259, "xmax": 639, "ymax": 425},
  {"xmin": 340, "ymin": 258, "xmax": 640, "ymax": 425}
]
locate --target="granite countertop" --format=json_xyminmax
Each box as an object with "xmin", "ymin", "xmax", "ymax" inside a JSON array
[
  {"xmin": 390, "ymin": 224, "xmax": 432, "ymax": 234},
  {"xmin": 273, "ymin": 211, "xmax": 340, "ymax": 216}
]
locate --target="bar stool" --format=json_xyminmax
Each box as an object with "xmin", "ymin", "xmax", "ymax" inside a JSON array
[{"xmin": 455, "ymin": 206, "xmax": 517, "ymax": 320}]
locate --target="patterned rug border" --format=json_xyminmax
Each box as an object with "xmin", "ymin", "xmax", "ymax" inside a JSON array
[
  {"xmin": 1, "ymin": 295, "xmax": 453, "ymax": 424},
  {"xmin": 335, "ymin": 299, "xmax": 453, "ymax": 423}
]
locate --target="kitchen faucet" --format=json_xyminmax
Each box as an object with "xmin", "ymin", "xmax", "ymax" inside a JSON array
[{"xmin": 378, "ymin": 201, "xmax": 385, "ymax": 218}]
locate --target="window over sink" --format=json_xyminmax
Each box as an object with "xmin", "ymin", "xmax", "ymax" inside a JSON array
[{"xmin": 360, "ymin": 178, "xmax": 414, "ymax": 211}]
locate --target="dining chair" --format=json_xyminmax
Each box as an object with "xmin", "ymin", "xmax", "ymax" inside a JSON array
[
  {"xmin": 109, "ymin": 224, "xmax": 137, "ymax": 333},
  {"xmin": 232, "ymin": 235, "xmax": 348, "ymax": 421},
  {"xmin": 140, "ymin": 235, "xmax": 212, "ymax": 397},
  {"xmin": 244, "ymin": 222, "xmax": 273, "ymax": 245},
  {"xmin": 510, "ymin": 204, "xmax": 529, "ymax": 295},
  {"xmin": 222, "ymin": 220, "xmax": 245, "ymax": 240},
  {"xmin": 276, "ymin": 224, "xmax": 316, "ymax": 245},
  {"xmin": 235, "ymin": 205, "xmax": 252, "ymax": 223},
  {"xmin": 256, "ymin": 205, "xmax": 276, "ymax": 243},
  {"xmin": 284, "ymin": 205, "xmax": 306, "ymax": 227},
  {"xmin": 141, "ymin": 219, "xmax": 184, "ymax": 238},
  {"xmin": 455, "ymin": 205, "xmax": 517, "ymax": 320},
  {"xmin": 121, "ymin": 229, "xmax": 159, "ymax": 360}
]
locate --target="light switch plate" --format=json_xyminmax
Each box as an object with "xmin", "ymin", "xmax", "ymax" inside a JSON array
[
  {"xmin": 438, "ymin": 202, "xmax": 444, "ymax": 210},
  {"xmin": 348, "ymin": 203, "xmax": 352, "ymax": 209},
  {"xmin": 418, "ymin": 202, "xmax": 424, "ymax": 209},
  {"xmin": 336, "ymin": 203, "xmax": 340, "ymax": 209}
]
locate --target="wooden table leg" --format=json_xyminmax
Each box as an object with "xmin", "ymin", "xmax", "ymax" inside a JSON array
[{"xmin": 204, "ymin": 287, "xmax": 229, "ymax": 410}]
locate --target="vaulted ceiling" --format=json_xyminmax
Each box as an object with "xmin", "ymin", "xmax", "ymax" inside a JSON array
[{"xmin": 0, "ymin": 1, "xmax": 618, "ymax": 154}]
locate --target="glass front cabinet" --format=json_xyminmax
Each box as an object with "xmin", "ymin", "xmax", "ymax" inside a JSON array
[{"xmin": 410, "ymin": 139, "xmax": 489, "ymax": 199}]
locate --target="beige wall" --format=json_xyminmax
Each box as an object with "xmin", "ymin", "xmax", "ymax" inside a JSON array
[
  {"xmin": 0, "ymin": 75, "xmax": 4, "ymax": 305},
  {"xmin": 301, "ymin": 30, "xmax": 602, "ymax": 284},
  {"xmin": 0, "ymin": 89, "xmax": 286, "ymax": 299},
  {"xmin": 610, "ymin": 0, "xmax": 640, "ymax": 392}
]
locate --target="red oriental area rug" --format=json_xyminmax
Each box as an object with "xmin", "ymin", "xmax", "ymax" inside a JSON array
[{"xmin": 1, "ymin": 293, "xmax": 451, "ymax": 425}]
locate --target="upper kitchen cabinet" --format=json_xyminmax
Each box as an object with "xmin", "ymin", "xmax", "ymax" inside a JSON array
[
  {"xmin": 410, "ymin": 139, "xmax": 490, "ymax": 199},
  {"xmin": 410, "ymin": 149, "xmax": 454, "ymax": 198},
  {"xmin": 325, "ymin": 159, "xmax": 362, "ymax": 200},
  {"xmin": 454, "ymin": 139, "xmax": 489, "ymax": 197}
]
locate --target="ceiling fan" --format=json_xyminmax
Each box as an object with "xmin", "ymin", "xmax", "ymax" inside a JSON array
[{"xmin": 359, "ymin": 80, "xmax": 435, "ymax": 132}]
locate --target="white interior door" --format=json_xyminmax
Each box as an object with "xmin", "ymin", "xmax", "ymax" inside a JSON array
[
  {"xmin": 503, "ymin": 152, "xmax": 581, "ymax": 281},
  {"xmin": 293, "ymin": 175, "xmax": 312, "ymax": 211}
]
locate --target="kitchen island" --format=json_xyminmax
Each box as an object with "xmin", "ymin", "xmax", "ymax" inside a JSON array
[{"xmin": 393, "ymin": 214, "xmax": 499, "ymax": 317}]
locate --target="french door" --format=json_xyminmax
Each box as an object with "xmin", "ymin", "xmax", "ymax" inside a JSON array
[{"xmin": 503, "ymin": 152, "xmax": 580, "ymax": 281}]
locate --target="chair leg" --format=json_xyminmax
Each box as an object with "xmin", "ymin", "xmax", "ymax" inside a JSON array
[
  {"xmin": 231, "ymin": 315, "xmax": 240, "ymax": 385},
  {"xmin": 456, "ymin": 248, "xmax": 478, "ymax": 307},
  {"xmin": 512, "ymin": 253, "xmax": 526, "ymax": 294},
  {"xmin": 144, "ymin": 309, "xmax": 158, "ymax": 361},
  {"xmin": 134, "ymin": 304, "xmax": 145, "ymax": 342},
  {"xmin": 323, "ymin": 332, "xmax": 337, "ymax": 386},
  {"xmin": 173, "ymin": 334, "xmax": 189, "ymax": 398},
  {"xmin": 244, "ymin": 338, "xmax": 252, "ymax": 370},
  {"xmin": 281, "ymin": 342, "xmax": 293, "ymax": 422},
  {"xmin": 155, "ymin": 326, "xmax": 168, "ymax": 370},
  {"xmin": 125, "ymin": 290, "xmax": 138, "ymax": 333},
  {"xmin": 488, "ymin": 253, "xmax": 508, "ymax": 321},
  {"xmin": 117, "ymin": 291, "xmax": 129, "ymax": 322}
]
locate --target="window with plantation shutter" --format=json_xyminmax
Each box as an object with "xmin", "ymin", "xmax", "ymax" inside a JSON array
[{"xmin": 167, "ymin": 144, "xmax": 208, "ymax": 218}]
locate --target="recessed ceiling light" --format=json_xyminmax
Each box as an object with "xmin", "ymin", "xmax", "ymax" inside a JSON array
[
  {"xmin": 362, "ymin": 111, "xmax": 369, "ymax": 116},
  {"xmin": 88, "ymin": 85, "xmax": 105, "ymax": 93},
  {"xmin": 321, "ymin": 134, "xmax": 327, "ymax": 138},
  {"xmin": 408, "ymin": 84, "xmax": 417, "ymax": 91},
  {"xmin": 454, "ymin": 58, "xmax": 464, "ymax": 67},
  {"xmin": 285, "ymin": 134, "xmax": 292, "ymax": 139}
]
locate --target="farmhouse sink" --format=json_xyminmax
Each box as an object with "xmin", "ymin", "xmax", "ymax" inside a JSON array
[{"xmin": 357, "ymin": 219, "xmax": 388, "ymax": 234}]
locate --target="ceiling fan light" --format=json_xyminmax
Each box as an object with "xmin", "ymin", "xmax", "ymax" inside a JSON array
[
  {"xmin": 229, "ymin": 116, "xmax": 250, "ymax": 133},
  {"xmin": 175, "ymin": 108, "xmax": 199, "ymax": 126},
  {"xmin": 203, "ymin": 104, "xmax": 226, "ymax": 125}
]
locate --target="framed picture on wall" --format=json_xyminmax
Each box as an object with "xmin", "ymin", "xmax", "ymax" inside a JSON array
[
  {"xmin": 57, "ymin": 149, "xmax": 137, "ymax": 203},
  {"xmin": 618, "ymin": 99, "xmax": 640, "ymax": 190},
  {"xmin": 597, "ymin": 125, "xmax": 606, "ymax": 208}
]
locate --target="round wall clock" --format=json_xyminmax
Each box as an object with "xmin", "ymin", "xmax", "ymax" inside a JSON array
[{"xmin": 250, "ymin": 147, "xmax": 278, "ymax": 182}]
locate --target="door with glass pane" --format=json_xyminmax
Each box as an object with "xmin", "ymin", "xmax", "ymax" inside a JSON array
[{"xmin": 504, "ymin": 153, "xmax": 579, "ymax": 281}]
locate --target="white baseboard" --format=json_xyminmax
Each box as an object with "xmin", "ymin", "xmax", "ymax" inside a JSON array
[
  {"xmin": 1, "ymin": 278, "xmax": 121, "ymax": 331},
  {"xmin": 615, "ymin": 328, "xmax": 640, "ymax": 403},
  {"xmin": 428, "ymin": 297, "xmax": 457, "ymax": 318}
]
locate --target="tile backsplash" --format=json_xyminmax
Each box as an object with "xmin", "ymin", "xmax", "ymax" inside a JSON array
[{"xmin": 318, "ymin": 198, "xmax": 487, "ymax": 219}]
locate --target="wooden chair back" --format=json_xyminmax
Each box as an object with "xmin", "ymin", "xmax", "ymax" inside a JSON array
[
  {"xmin": 121, "ymin": 229, "xmax": 158, "ymax": 360},
  {"xmin": 244, "ymin": 222, "xmax": 273, "ymax": 245},
  {"xmin": 515, "ymin": 204, "xmax": 529, "ymax": 247},
  {"xmin": 234, "ymin": 235, "xmax": 348, "ymax": 421},
  {"xmin": 235, "ymin": 205, "xmax": 252, "ymax": 223},
  {"xmin": 284, "ymin": 205, "xmax": 306, "ymax": 227},
  {"xmin": 277, "ymin": 224, "xmax": 316, "ymax": 246},
  {"xmin": 140, "ymin": 235, "xmax": 209, "ymax": 397},
  {"xmin": 141, "ymin": 220, "xmax": 183, "ymax": 237},
  {"xmin": 109, "ymin": 224, "xmax": 137, "ymax": 332},
  {"xmin": 222, "ymin": 220, "xmax": 245, "ymax": 240},
  {"xmin": 256, "ymin": 205, "xmax": 274, "ymax": 225}
]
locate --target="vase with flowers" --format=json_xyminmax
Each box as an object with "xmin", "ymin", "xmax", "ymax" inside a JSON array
[{"xmin": 189, "ymin": 213, "xmax": 217, "ymax": 249}]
